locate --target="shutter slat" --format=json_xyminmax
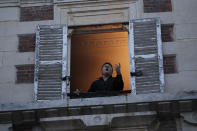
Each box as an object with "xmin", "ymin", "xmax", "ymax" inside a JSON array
[
  {"xmin": 37, "ymin": 97, "xmax": 61, "ymax": 100},
  {"xmin": 38, "ymin": 88, "xmax": 61, "ymax": 91},
  {"xmin": 136, "ymin": 90, "xmax": 160, "ymax": 94},
  {"xmin": 38, "ymin": 87, "xmax": 61, "ymax": 89},
  {"xmin": 40, "ymin": 40, "xmax": 63, "ymax": 43},
  {"xmin": 38, "ymin": 91, "xmax": 61, "ymax": 93},
  {"xmin": 40, "ymin": 47, "xmax": 62, "ymax": 50},
  {"xmin": 38, "ymin": 81, "xmax": 62, "ymax": 84}
]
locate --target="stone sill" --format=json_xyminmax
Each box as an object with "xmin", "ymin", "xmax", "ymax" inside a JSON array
[
  {"xmin": 0, "ymin": 91, "xmax": 197, "ymax": 112},
  {"xmin": 0, "ymin": 96, "xmax": 196, "ymax": 124},
  {"xmin": 0, "ymin": 0, "xmax": 137, "ymax": 7},
  {"xmin": 54, "ymin": 0, "xmax": 137, "ymax": 4}
]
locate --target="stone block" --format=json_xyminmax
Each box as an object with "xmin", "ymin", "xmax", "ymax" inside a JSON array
[
  {"xmin": 192, "ymin": 100, "xmax": 197, "ymax": 111},
  {"xmin": 68, "ymin": 107, "xmax": 81, "ymax": 116},
  {"xmin": 41, "ymin": 119, "xmax": 86, "ymax": 131},
  {"xmin": 0, "ymin": 124, "xmax": 12, "ymax": 131},
  {"xmin": 37, "ymin": 110, "xmax": 47, "ymax": 118},
  {"xmin": 91, "ymin": 106, "xmax": 104, "ymax": 114},
  {"xmin": 179, "ymin": 101, "xmax": 192, "ymax": 112},
  {"xmin": 114, "ymin": 104, "xmax": 127, "ymax": 113},
  {"xmin": 158, "ymin": 102, "xmax": 171, "ymax": 113},
  {"xmin": 0, "ymin": 66, "xmax": 16, "ymax": 83},
  {"xmin": 0, "ymin": 36, "xmax": 18, "ymax": 52},
  {"xmin": 58, "ymin": 108, "xmax": 68, "ymax": 116},
  {"xmin": 0, "ymin": 7, "xmax": 19, "ymax": 21},
  {"xmin": 137, "ymin": 103, "xmax": 150, "ymax": 112},
  {"xmin": 45, "ymin": 109, "xmax": 59, "ymax": 117},
  {"xmin": 12, "ymin": 111, "xmax": 23, "ymax": 124},
  {"xmin": 149, "ymin": 102, "xmax": 157, "ymax": 111},
  {"xmin": 127, "ymin": 103, "xmax": 137, "ymax": 112},
  {"xmin": 103, "ymin": 105, "xmax": 114, "ymax": 114},
  {"xmin": 9, "ymin": 85, "xmax": 34, "ymax": 103},
  {"xmin": 4, "ymin": 52, "xmax": 34, "ymax": 66},
  {"xmin": 66, "ymin": 4, "xmax": 129, "ymax": 26},
  {"xmin": 22, "ymin": 110, "xmax": 35, "ymax": 122},
  {"xmin": 80, "ymin": 106, "xmax": 92, "ymax": 115},
  {"xmin": 176, "ymin": 24, "xmax": 197, "ymax": 39},
  {"xmin": 0, "ymin": 112, "xmax": 12, "ymax": 124},
  {"xmin": 158, "ymin": 119, "xmax": 177, "ymax": 131},
  {"xmin": 171, "ymin": 101, "xmax": 180, "ymax": 114},
  {"xmin": 111, "ymin": 115, "xmax": 156, "ymax": 128}
]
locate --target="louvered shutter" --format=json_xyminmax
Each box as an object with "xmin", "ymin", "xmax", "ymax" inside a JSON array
[
  {"xmin": 34, "ymin": 25, "xmax": 67, "ymax": 100},
  {"xmin": 129, "ymin": 18, "xmax": 164, "ymax": 94}
]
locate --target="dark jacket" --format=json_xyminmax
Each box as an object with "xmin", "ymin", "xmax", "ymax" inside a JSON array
[{"xmin": 88, "ymin": 75, "xmax": 124, "ymax": 92}]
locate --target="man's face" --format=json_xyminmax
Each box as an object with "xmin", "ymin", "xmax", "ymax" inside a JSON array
[{"xmin": 102, "ymin": 64, "xmax": 113, "ymax": 76}]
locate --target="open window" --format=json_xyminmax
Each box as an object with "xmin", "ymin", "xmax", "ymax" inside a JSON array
[
  {"xmin": 34, "ymin": 18, "xmax": 164, "ymax": 101},
  {"xmin": 69, "ymin": 24, "xmax": 131, "ymax": 97}
]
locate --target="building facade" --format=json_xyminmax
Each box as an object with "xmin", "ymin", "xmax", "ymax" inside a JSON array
[{"xmin": 0, "ymin": 0, "xmax": 197, "ymax": 130}]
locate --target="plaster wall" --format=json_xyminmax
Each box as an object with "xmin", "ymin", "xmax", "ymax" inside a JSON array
[
  {"xmin": 0, "ymin": 7, "xmax": 19, "ymax": 22},
  {"xmin": 0, "ymin": 7, "xmax": 56, "ymax": 104}
]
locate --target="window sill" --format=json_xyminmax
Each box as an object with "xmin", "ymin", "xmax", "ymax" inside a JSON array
[{"xmin": 1, "ymin": 91, "xmax": 197, "ymax": 112}]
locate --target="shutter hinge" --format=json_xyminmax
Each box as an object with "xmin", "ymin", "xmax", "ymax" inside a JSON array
[
  {"xmin": 68, "ymin": 29, "xmax": 74, "ymax": 38},
  {"xmin": 62, "ymin": 76, "xmax": 71, "ymax": 86},
  {"xmin": 130, "ymin": 70, "xmax": 143, "ymax": 77},
  {"xmin": 123, "ymin": 24, "xmax": 129, "ymax": 32}
]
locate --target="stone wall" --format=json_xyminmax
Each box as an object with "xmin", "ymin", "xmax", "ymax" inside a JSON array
[
  {"xmin": 0, "ymin": 1, "xmax": 55, "ymax": 104},
  {"xmin": 0, "ymin": 0, "xmax": 196, "ymax": 106}
]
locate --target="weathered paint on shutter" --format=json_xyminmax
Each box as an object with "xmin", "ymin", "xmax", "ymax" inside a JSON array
[
  {"xmin": 129, "ymin": 18, "xmax": 164, "ymax": 94},
  {"xmin": 34, "ymin": 25, "xmax": 67, "ymax": 100}
]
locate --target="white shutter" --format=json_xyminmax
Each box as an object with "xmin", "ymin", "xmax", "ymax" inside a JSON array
[
  {"xmin": 129, "ymin": 18, "xmax": 164, "ymax": 94},
  {"xmin": 34, "ymin": 25, "xmax": 68, "ymax": 100}
]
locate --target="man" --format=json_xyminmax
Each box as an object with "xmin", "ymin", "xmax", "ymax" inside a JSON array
[{"xmin": 88, "ymin": 62, "xmax": 124, "ymax": 92}]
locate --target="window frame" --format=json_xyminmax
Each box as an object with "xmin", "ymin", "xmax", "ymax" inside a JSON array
[{"xmin": 66, "ymin": 24, "xmax": 131, "ymax": 98}]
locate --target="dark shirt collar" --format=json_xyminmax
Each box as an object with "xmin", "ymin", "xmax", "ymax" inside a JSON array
[{"xmin": 99, "ymin": 75, "xmax": 112, "ymax": 81}]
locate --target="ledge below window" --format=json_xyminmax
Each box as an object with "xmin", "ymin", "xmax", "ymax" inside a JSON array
[{"xmin": 67, "ymin": 90, "xmax": 131, "ymax": 99}]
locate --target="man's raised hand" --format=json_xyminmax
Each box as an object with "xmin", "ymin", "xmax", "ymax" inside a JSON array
[{"xmin": 114, "ymin": 63, "xmax": 121, "ymax": 75}]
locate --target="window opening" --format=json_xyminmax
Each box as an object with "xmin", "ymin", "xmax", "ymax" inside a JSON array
[{"xmin": 69, "ymin": 24, "xmax": 131, "ymax": 98}]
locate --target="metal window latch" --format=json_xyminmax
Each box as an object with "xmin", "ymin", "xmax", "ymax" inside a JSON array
[
  {"xmin": 62, "ymin": 76, "xmax": 71, "ymax": 86},
  {"xmin": 130, "ymin": 70, "xmax": 143, "ymax": 77}
]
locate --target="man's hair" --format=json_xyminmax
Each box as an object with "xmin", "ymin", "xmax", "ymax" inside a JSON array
[{"xmin": 101, "ymin": 62, "xmax": 113, "ymax": 71}]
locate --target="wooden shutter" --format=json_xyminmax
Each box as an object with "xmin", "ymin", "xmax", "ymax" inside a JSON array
[
  {"xmin": 34, "ymin": 25, "xmax": 67, "ymax": 100},
  {"xmin": 129, "ymin": 18, "xmax": 164, "ymax": 94}
]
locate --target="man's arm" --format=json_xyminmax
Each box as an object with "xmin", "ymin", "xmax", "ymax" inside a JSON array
[
  {"xmin": 88, "ymin": 81, "xmax": 96, "ymax": 92},
  {"xmin": 114, "ymin": 63, "xmax": 124, "ymax": 90}
]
